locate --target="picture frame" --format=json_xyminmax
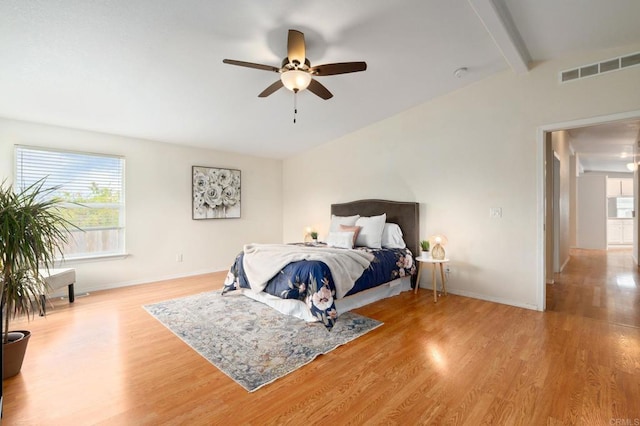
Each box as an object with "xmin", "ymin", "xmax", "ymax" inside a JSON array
[{"xmin": 192, "ymin": 166, "xmax": 241, "ymax": 219}]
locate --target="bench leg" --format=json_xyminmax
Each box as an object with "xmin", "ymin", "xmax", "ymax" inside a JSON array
[{"xmin": 68, "ymin": 283, "xmax": 75, "ymax": 303}]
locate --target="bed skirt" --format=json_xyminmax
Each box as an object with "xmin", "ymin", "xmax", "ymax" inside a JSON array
[{"xmin": 236, "ymin": 276, "xmax": 412, "ymax": 323}]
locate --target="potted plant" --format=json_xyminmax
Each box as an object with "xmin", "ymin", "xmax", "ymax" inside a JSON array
[
  {"xmin": 1, "ymin": 179, "xmax": 75, "ymax": 379},
  {"xmin": 420, "ymin": 240, "xmax": 430, "ymax": 258},
  {"xmin": 310, "ymin": 231, "xmax": 318, "ymax": 243}
]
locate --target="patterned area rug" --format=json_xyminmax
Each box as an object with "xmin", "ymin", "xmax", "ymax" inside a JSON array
[{"xmin": 144, "ymin": 291, "xmax": 383, "ymax": 392}]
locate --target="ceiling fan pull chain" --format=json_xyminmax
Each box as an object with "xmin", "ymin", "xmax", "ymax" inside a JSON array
[{"xmin": 293, "ymin": 89, "xmax": 298, "ymax": 124}]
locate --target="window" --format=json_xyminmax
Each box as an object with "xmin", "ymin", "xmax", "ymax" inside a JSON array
[{"xmin": 15, "ymin": 146, "xmax": 125, "ymax": 259}]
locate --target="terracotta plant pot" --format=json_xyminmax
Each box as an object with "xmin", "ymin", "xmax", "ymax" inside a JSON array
[{"xmin": 3, "ymin": 330, "xmax": 31, "ymax": 379}]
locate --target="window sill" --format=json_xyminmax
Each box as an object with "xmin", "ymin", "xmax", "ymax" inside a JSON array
[{"xmin": 56, "ymin": 253, "xmax": 130, "ymax": 265}]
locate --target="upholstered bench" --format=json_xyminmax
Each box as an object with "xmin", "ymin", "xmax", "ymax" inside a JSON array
[{"xmin": 40, "ymin": 268, "xmax": 76, "ymax": 315}]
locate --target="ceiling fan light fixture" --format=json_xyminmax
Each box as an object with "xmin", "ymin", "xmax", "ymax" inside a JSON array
[{"xmin": 280, "ymin": 70, "xmax": 312, "ymax": 92}]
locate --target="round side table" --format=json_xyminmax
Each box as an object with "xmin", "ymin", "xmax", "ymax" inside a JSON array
[{"xmin": 414, "ymin": 257, "xmax": 449, "ymax": 303}]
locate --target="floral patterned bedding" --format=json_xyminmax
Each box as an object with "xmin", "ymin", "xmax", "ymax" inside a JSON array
[{"xmin": 222, "ymin": 243, "xmax": 416, "ymax": 330}]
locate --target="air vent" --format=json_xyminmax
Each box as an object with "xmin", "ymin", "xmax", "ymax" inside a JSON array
[
  {"xmin": 599, "ymin": 59, "xmax": 619, "ymax": 73},
  {"xmin": 560, "ymin": 51, "xmax": 640, "ymax": 83},
  {"xmin": 621, "ymin": 52, "xmax": 640, "ymax": 68}
]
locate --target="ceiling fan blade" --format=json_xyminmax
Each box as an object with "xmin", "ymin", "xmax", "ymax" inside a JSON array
[
  {"xmin": 287, "ymin": 30, "xmax": 306, "ymax": 65},
  {"xmin": 223, "ymin": 59, "xmax": 280, "ymax": 73},
  {"xmin": 307, "ymin": 79, "xmax": 333, "ymax": 100},
  {"xmin": 310, "ymin": 62, "xmax": 367, "ymax": 76},
  {"xmin": 258, "ymin": 80, "xmax": 284, "ymax": 97}
]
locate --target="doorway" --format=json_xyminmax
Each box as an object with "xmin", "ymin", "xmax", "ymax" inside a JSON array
[{"xmin": 537, "ymin": 109, "xmax": 640, "ymax": 311}]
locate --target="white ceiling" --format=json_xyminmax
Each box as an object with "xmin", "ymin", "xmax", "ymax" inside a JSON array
[
  {"xmin": 569, "ymin": 120, "xmax": 640, "ymax": 173},
  {"xmin": 1, "ymin": 0, "xmax": 639, "ymax": 161}
]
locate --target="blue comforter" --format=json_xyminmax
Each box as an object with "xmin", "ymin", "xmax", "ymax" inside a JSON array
[{"xmin": 222, "ymin": 243, "xmax": 416, "ymax": 330}]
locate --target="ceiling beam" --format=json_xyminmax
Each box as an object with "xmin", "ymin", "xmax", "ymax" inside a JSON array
[{"xmin": 468, "ymin": 0, "xmax": 531, "ymax": 74}]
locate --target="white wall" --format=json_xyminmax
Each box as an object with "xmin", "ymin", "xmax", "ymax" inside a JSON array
[
  {"xmin": 576, "ymin": 173, "xmax": 607, "ymax": 249},
  {"xmin": 569, "ymin": 155, "xmax": 577, "ymax": 248},
  {"xmin": 0, "ymin": 118, "xmax": 283, "ymax": 293},
  {"xmin": 282, "ymin": 43, "xmax": 640, "ymax": 310}
]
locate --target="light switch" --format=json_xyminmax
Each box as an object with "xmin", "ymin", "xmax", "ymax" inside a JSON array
[{"xmin": 490, "ymin": 207, "xmax": 502, "ymax": 218}]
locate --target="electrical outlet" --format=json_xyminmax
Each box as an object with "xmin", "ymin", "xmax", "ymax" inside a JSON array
[
  {"xmin": 490, "ymin": 207, "xmax": 502, "ymax": 218},
  {"xmin": 176, "ymin": 253, "xmax": 183, "ymax": 262}
]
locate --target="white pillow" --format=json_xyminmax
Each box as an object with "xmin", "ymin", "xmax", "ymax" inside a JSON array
[
  {"xmin": 354, "ymin": 213, "xmax": 386, "ymax": 248},
  {"xmin": 329, "ymin": 214, "xmax": 360, "ymax": 232},
  {"xmin": 381, "ymin": 223, "xmax": 406, "ymax": 249},
  {"xmin": 326, "ymin": 231, "xmax": 355, "ymax": 249}
]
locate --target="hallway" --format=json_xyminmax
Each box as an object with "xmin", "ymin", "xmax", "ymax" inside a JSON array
[{"xmin": 547, "ymin": 248, "xmax": 640, "ymax": 329}]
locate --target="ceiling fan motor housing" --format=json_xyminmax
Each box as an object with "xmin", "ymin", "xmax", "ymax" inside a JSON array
[{"xmin": 282, "ymin": 58, "xmax": 311, "ymax": 72}]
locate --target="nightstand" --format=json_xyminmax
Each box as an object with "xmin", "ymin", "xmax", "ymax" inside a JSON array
[{"xmin": 414, "ymin": 257, "xmax": 449, "ymax": 303}]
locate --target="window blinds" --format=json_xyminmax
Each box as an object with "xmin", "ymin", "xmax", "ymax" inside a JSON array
[{"xmin": 15, "ymin": 145, "xmax": 126, "ymax": 258}]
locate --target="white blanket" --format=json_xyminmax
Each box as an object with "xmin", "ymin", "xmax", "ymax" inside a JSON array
[{"xmin": 242, "ymin": 243, "xmax": 374, "ymax": 299}]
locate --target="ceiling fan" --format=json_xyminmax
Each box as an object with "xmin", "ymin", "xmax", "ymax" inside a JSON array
[{"xmin": 223, "ymin": 29, "xmax": 367, "ymax": 101}]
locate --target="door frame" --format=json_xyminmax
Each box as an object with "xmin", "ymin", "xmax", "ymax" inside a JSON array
[
  {"xmin": 553, "ymin": 153, "xmax": 561, "ymax": 273},
  {"xmin": 536, "ymin": 109, "xmax": 640, "ymax": 311}
]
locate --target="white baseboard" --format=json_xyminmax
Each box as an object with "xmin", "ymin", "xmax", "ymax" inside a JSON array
[
  {"xmin": 431, "ymin": 286, "xmax": 539, "ymax": 311},
  {"xmin": 48, "ymin": 268, "xmax": 225, "ymax": 297}
]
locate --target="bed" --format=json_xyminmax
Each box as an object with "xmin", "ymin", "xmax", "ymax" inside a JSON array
[{"xmin": 222, "ymin": 199, "xmax": 420, "ymax": 329}]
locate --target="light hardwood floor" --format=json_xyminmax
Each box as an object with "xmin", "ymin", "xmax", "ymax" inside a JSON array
[{"xmin": 3, "ymin": 249, "xmax": 640, "ymax": 425}]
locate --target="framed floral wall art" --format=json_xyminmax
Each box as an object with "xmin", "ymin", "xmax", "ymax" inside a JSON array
[{"xmin": 192, "ymin": 166, "xmax": 241, "ymax": 219}]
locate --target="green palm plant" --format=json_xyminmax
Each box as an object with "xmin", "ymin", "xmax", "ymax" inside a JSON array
[{"xmin": 0, "ymin": 179, "xmax": 76, "ymax": 343}]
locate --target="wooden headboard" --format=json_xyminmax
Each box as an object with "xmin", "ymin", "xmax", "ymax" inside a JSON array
[{"xmin": 331, "ymin": 199, "xmax": 420, "ymax": 257}]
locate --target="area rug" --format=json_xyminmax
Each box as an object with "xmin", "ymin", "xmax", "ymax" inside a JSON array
[{"xmin": 143, "ymin": 291, "xmax": 383, "ymax": 392}]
